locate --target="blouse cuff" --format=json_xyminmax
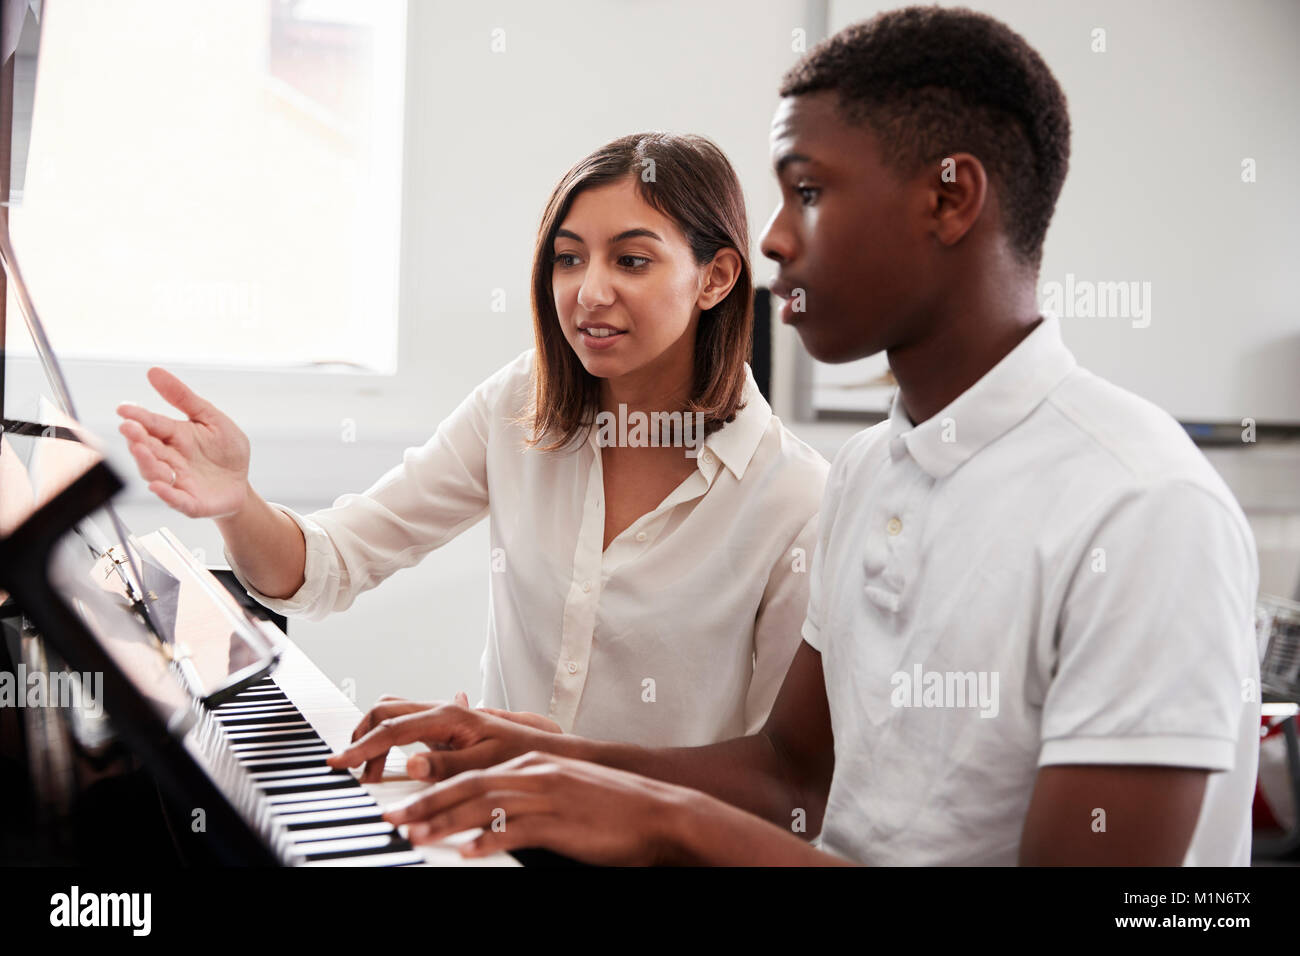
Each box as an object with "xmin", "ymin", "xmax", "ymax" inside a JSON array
[{"xmin": 222, "ymin": 503, "xmax": 336, "ymax": 619}]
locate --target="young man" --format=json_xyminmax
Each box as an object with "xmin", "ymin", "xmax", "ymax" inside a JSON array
[{"xmin": 328, "ymin": 6, "xmax": 1261, "ymax": 866}]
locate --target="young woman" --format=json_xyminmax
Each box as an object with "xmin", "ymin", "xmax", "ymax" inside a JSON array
[{"xmin": 116, "ymin": 132, "xmax": 828, "ymax": 760}]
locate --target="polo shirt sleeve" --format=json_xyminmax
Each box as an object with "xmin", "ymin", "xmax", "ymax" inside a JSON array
[
  {"xmin": 224, "ymin": 350, "xmax": 532, "ymax": 620},
  {"xmin": 1038, "ymin": 479, "xmax": 1259, "ymax": 771},
  {"xmin": 746, "ymin": 510, "xmax": 821, "ymax": 733},
  {"xmin": 800, "ymin": 445, "xmax": 851, "ymax": 654}
]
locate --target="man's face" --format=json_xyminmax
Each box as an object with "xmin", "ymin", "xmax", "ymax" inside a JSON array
[{"xmin": 760, "ymin": 91, "xmax": 933, "ymax": 363}]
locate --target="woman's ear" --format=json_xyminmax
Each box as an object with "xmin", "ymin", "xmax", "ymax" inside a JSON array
[{"xmin": 698, "ymin": 247, "xmax": 743, "ymax": 310}]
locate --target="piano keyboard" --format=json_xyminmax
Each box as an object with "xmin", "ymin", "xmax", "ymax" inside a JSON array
[{"xmin": 185, "ymin": 637, "xmax": 518, "ymax": 867}]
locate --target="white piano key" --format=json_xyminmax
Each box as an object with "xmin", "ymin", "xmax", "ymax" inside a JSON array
[
  {"xmin": 298, "ymin": 850, "xmax": 427, "ymax": 868},
  {"xmin": 266, "ymin": 786, "xmax": 370, "ymax": 806},
  {"xmin": 222, "ymin": 721, "xmax": 312, "ymax": 735},
  {"xmin": 256, "ymin": 773, "xmax": 356, "ymax": 789},
  {"xmin": 249, "ymin": 767, "xmax": 338, "ymax": 781},
  {"xmin": 272, "ymin": 795, "xmax": 376, "ymax": 815},
  {"xmin": 251, "ymin": 639, "xmax": 520, "ymax": 867},
  {"xmin": 230, "ymin": 743, "xmax": 330, "ymax": 756},
  {"xmin": 295, "ymin": 834, "xmax": 404, "ymax": 856},
  {"xmin": 288, "ymin": 822, "xmax": 394, "ymax": 842},
  {"xmin": 213, "ymin": 702, "xmax": 295, "ymax": 712},
  {"xmin": 224, "ymin": 726, "xmax": 315, "ymax": 741},
  {"xmin": 281, "ymin": 805, "xmax": 389, "ymax": 826},
  {"xmin": 216, "ymin": 708, "xmax": 300, "ymax": 720},
  {"xmin": 241, "ymin": 753, "xmax": 333, "ymax": 769}
]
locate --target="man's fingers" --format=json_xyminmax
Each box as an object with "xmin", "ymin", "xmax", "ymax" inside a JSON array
[
  {"xmin": 329, "ymin": 706, "xmax": 464, "ymax": 770},
  {"xmin": 454, "ymin": 815, "xmax": 566, "ymax": 859},
  {"xmin": 386, "ymin": 766, "xmax": 552, "ymax": 826},
  {"xmin": 146, "ymin": 366, "xmax": 214, "ymax": 421},
  {"xmin": 478, "ymin": 708, "xmax": 564, "ymax": 733},
  {"xmin": 401, "ymin": 791, "xmax": 552, "ymax": 846},
  {"xmin": 346, "ymin": 700, "xmax": 438, "ymax": 745},
  {"xmin": 405, "ymin": 742, "xmax": 499, "ymax": 782}
]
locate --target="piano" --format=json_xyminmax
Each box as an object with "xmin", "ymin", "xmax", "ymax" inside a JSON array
[
  {"xmin": 0, "ymin": 226, "xmax": 517, "ymax": 867},
  {"xmin": 185, "ymin": 610, "xmax": 519, "ymax": 868}
]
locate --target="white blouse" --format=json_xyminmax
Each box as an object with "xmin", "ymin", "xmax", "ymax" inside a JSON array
[{"xmin": 226, "ymin": 350, "xmax": 828, "ymax": 746}]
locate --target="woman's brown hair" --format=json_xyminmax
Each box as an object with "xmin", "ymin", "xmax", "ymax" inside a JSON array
[{"xmin": 524, "ymin": 132, "xmax": 753, "ymax": 452}]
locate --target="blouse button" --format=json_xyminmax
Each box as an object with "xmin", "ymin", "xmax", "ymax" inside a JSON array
[
  {"xmin": 635, "ymin": 531, "xmax": 647, "ymax": 542},
  {"xmin": 566, "ymin": 661, "xmax": 578, "ymax": 674},
  {"xmin": 582, "ymin": 580, "xmax": 591, "ymax": 592}
]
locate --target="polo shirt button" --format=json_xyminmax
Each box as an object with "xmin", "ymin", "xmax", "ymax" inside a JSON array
[
  {"xmin": 886, "ymin": 517, "xmax": 903, "ymax": 535},
  {"xmin": 635, "ymin": 531, "xmax": 647, "ymax": 542},
  {"xmin": 582, "ymin": 580, "xmax": 591, "ymax": 592},
  {"xmin": 567, "ymin": 661, "xmax": 578, "ymax": 674}
]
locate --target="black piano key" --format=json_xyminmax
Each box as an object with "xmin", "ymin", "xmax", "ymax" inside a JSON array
[
  {"xmin": 285, "ymin": 813, "xmax": 386, "ymax": 832},
  {"xmin": 242, "ymin": 758, "xmax": 331, "ymax": 773},
  {"xmin": 224, "ymin": 730, "xmax": 319, "ymax": 745},
  {"xmin": 217, "ymin": 713, "xmax": 309, "ymax": 728},
  {"xmin": 300, "ymin": 836, "xmax": 417, "ymax": 862},
  {"xmin": 259, "ymin": 777, "xmax": 359, "ymax": 796},
  {"xmin": 232, "ymin": 745, "xmax": 331, "ymax": 759},
  {"xmin": 195, "ymin": 672, "xmax": 436, "ymax": 866}
]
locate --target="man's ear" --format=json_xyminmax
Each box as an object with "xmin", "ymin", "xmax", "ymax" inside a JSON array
[
  {"xmin": 927, "ymin": 152, "xmax": 989, "ymax": 250},
  {"xmin": 698, "ymin": 247, "xmax": 743, "ymax": 310}
]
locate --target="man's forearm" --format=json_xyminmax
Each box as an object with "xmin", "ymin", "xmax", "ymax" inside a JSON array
[
  {"xmin": 552, "ymin": 731, "xmax": 825, "ymax": 836},
  {"xmin": 658, "ymin": 788, "xmax": 850, "ymax": 866}
]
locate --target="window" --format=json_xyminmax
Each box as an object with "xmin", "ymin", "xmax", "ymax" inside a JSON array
[{"xmin": 8, "ymin": 0, "xmax": 407, "ymax": 373}]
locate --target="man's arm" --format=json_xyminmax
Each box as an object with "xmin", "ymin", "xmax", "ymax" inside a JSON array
[
  {"xmin": 1019, "ymin": 765, "xmax": 1209, "ymax": 865},
  {"xmin": 328, "ymin": 640, "xmax": 836, "ymax": 834},
  {"xmin": 380, "ymin": 750, "xmax": 850, "ymax": 866}
]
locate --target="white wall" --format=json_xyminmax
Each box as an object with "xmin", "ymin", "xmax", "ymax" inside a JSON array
[
  {"xmin": 826, "ymin": 0, "xmax": 1300, "ymax": 424},
  {"xmin": 27, "ymin": 1, "xmax": 1300, "ymax": 708},
  {"xmin": 95, "ymin": 0, "xmax": 826, "ymax": 705}
]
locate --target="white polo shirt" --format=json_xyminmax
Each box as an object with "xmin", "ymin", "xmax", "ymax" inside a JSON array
[
  {"xmin": 227, "ymin": 349, "xmax": 828, "ymax": 746},
  {"xmin": 803, "ymin": 315, "xmax": 1261, "ymax": 866}
]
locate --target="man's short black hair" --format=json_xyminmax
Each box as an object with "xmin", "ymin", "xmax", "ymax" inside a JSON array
[{"xmin": 780, "ymin": 5, "xmax": 1071, "ymax": 269}]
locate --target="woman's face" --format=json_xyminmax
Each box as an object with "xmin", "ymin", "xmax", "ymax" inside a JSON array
[{"xmin": 551, "ymin": 176, "xmax": 729, "ymax": 393}]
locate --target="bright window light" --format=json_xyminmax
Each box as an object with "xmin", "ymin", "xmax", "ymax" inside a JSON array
[{"xmin": 8, "ymin": 0, "xmax": 407, "ymax": 374}]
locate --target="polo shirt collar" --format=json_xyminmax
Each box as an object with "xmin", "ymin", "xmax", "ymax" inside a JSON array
[{"xmin": 889, "ymin": 315, "xmax": 1077, "ymax": 479}]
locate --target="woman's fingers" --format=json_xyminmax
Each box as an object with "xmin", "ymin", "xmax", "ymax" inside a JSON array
[
  {"xmin": 144, "ymin": 478, "xmax": 202, "ymax": 517},
  {"xmin": 146, "ymin": 366, "xmax": 214, "ymax": 421},
  {"xmin": 122, "ymin": 423, "xmax": 186, "ymax": 471},
  {"xmin": 116, "ymin": 401, "xmax": 179, "ymax": 442},
  {"xmin": 126, "ymin": 437, "xmax": 176, "ymax": 485}
]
